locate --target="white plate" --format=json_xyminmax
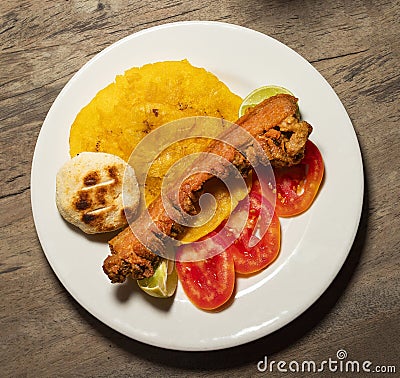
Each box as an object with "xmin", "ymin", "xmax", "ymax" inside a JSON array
[{"xmin": 31, "ymin": 21, "xmax": 363, "ymax": 351}]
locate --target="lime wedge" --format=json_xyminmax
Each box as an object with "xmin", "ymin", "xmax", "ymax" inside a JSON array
[
  {"xmin": 137, "ymin": 259, "xmax": 178, "ymax": 298},
  {"xmin": 239, "ymin": 85, "xmax": 294, "ymax": 117}
]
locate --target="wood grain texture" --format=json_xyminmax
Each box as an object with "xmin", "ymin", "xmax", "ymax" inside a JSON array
[{"xmin": 1, "ymin": 0, "xmax": 399, "ymax": 376}]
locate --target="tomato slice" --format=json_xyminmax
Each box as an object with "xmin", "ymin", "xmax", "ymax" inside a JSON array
[
  {"xmin": 176, "ymin": 237, "xmax": 235, "ymax": 311},
  {"xmin": 274, "ymin": 140, "xmax": 324, "ymax": 217},
  {"xmin": 226, "ymin": 174, "xmax": 280, "ymax": 274}
]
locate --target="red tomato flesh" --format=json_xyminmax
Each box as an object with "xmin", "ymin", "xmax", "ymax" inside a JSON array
[
  {"xmin": 176, "ymin": 173, "xmax": 282, "ymax": 309},
  {"xmin": 274, "ymin": 140, "xmax": 324, "ymax": 217},
  {"xmin": 226, "ymin": 174, "xmax": 280, "ymax": 274},
  {"xmin": 176, "ymin": 239, "xmax": 235, "ymax": 311}
]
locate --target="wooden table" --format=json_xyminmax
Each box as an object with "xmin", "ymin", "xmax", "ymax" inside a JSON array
[{"xmin": 1, "ymin": 1, "xmax": 399, "ymax": 376}]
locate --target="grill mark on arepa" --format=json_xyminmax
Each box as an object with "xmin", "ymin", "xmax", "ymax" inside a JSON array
[
  {"xmin": 95, "ymin": 186, "xmax": 107, "ymax": 205},
  {"xmin": 82, "ymin": 213, "xmax": 97, "ymax": 224},
  {"xmin": 107, "ymin": 166, "xmax": 119, "ymax": 183},
  {"xmin": 75, "ymin": 191, "xmax": 91, "ymax": 210},
  {"xmin": 80, "ymin": 178, "xmax": 116, "ymax": 191},
  {"xmin": 83, "ymin": 171, "xmax": 100, "ymax": 186}
]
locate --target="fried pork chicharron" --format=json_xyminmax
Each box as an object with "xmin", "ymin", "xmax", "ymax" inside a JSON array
[{"xmin": 103, "ymin": 94, "xmax": 312, "ymax": 282}]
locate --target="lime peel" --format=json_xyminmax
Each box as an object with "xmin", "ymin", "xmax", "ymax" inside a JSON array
[{"xmin": 238, "ymin": 85, "xmax": 294, "ymax": 117}]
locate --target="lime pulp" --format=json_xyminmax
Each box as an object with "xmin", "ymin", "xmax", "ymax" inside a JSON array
[{"xmin": 137, "ymin": 258, "xmax": 178, "ymax": 298}]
